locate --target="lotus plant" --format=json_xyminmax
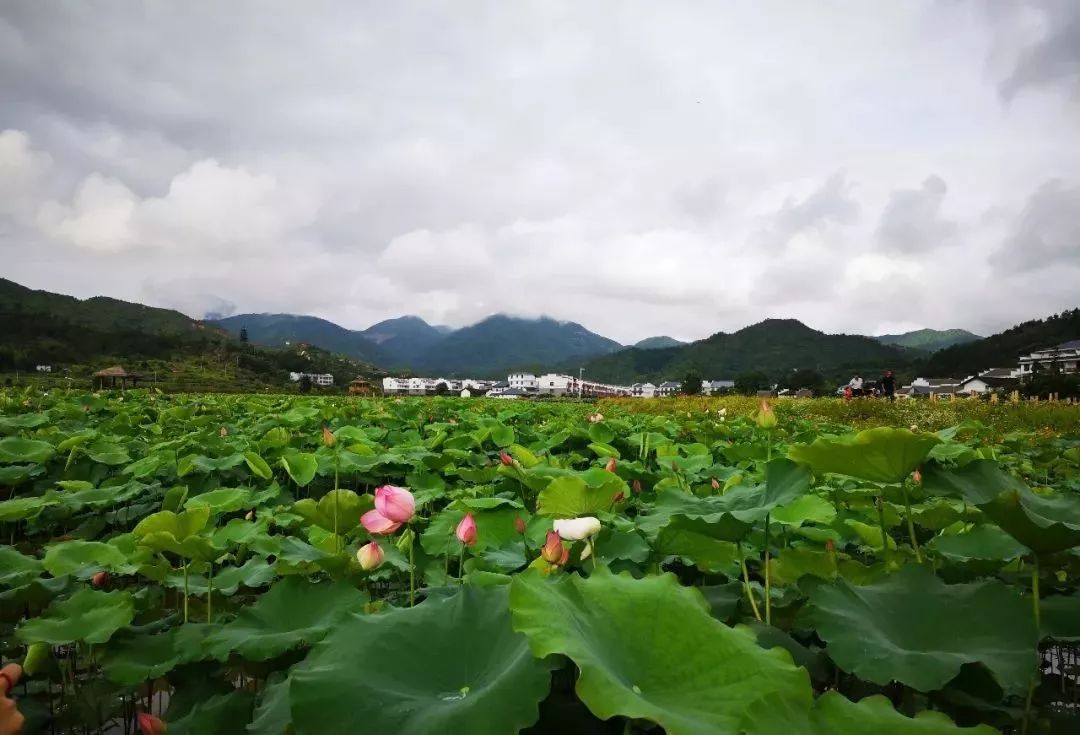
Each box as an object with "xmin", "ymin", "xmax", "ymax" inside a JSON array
[
  {"xmin": 554, "ymin": 517, "xmax": 602, "ymax": 564},
  {"xmin": 360, "ymin": 485, "xmax": 418, "ymax": 604},
  {"xmin": 137, "ymin": 711, "xmax": 167, "ymax": 734},
  {"xmin": 356, "ymin": 541, "xmax": 384, "ymax": 571}
]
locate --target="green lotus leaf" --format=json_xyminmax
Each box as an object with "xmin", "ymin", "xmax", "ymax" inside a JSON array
[
  {"xmin": 0, "ymin": 437, "xmax": 55, "ymax": 464},
  {"xmin": 163, "ymin": 556, "xmax": 277, "ymax": 595},
  {"xmin": 768, "ymin": 548, "xmax": 838, "ymax": 585},
  {"xmin": 510, "ymin": 568, "xmax": 812, "ymax": 734},
  {"xmin": 102, "ymin": 624, "xmax": 212, "ymax": 685},
  {"xmin": 0, "ymin": 464, "xmax": 38, "ymax": 485},
  {"xmin": 280, "ymin": 452, "xmax": 319, "ymax": 487},
  {"xmin": 85, "ymin": 441, "xmax": 132, "ymax": 465},
  {"xmin": 166, "ymin": 690, "xmax": 255, "ymax": 735},
  {"xmin": 290, "ymin": 585, "xmax": 554, "ymax": 735},
  {"xmin": 537, "ymin": 471, "xmax": 627, "ymax": 517},
  {"xmin": 595, "ymin": 527, "xmax": 651, "ymax": 564},
  {"xmin": 421, "ymin": 503, "xmax": 526, "ymax": 556},
  {"xmin": 56, "ymin": 480, "xmax": 95, "ymax": 492},
  {"xmin": 808, "ymin": 565, "xmax": 1037, "ymax": 695},
  {"xmin": 122, "ymin": 453, "xmax": 170, "ymax": 479},
  {"xmin": 923, "ymin": 460, "xmax": 1080, "ymax": 554},
  {"xmin": 56, "ymin": 482, "xmax": 150, "ymax": 512},
  {"xmin": 929, "ymin": 525, "xmax": 1028, "ymax": 569},
  {"xmin": 292, "ymin": 489, "xmax": 369, "ymax": 534},
  {"xmin": 770, "ymin": 495, "xmax": 836, "ymax": 527},
  {"xmin": 1041, "ymin": 595, "xmax": 1080, "ymax": 641},
  {"xmin": 17, "ymin": 588, "xmax": 134, "ymax": 645},
  {"xmin": 248, "ymin": 671, "xmax": 291, "ymax": 734},
  {"xmin": 185, "ymin": 487, "xmax": 254, "ymax": 515},
  {"xmin": 0, "ymin": 494, "xmax": 58, "ymax": 521},
  {"xmin": 204, "ymin": 576, "xmax": 366, "ymax": 661},
  {"xmin": 654, "ymin": 517, "xmax": 741, "ymax": 571},
  {"xmin": 0, "ymin": 412, "xmax": 48, "ymax": 431},
  {"xmin": 788, "ymin": 428, "xmax": 939, "ymax": 484},
  {"xmin": 42, "ymin": 540, "xmax": 136, "ymax": 578},
  {"xmin": 0, "ymin": 545, "xmax": 43, "ymax": 587},
  {"xmin": 133, "ymin": 507, "xmax": 217, "ymax": 560},
  {"xmin": 244, "ymin": 451, "xmax": 273, "ymax": 480}
]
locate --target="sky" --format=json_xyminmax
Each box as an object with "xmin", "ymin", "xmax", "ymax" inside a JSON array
[{"xmin": 1, "ymin": 1, "xmax": 1079, "ymax": 345}]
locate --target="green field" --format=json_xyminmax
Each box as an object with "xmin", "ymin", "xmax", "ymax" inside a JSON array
[{"xmin": 1, "ymin": 389, "xmax": 1079, "ymax": 734}]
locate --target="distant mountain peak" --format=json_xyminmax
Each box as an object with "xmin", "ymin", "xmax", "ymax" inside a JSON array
[{"xmin": 634, "ymin": 336, "xmax": 685, "ymax": 350}]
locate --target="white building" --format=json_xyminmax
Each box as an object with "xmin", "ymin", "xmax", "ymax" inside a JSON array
[
  {"xmin": 288, "ymin": 372, "xmax": 334, "ymax": 387},
  {"xmin": 702, "ymin": 380, "xmax": 734, "ymax": 395},
  {"xmin": 657, "ymin": 381, "xmax": 682, "ymax": 397},
  {"xmin": 382, "ymin": 377, "xmax": 409, "ymax": 394},
  {"xmin": 537, "ymin": 373, "xmax": 575, "ymax": 395},
  {"xmin": 1019, "ymin": 341, "xmax": 1080, "ymax": 378},
  {"xmin": 630, "ymin": 382, "xmax": 657, "ymax": 398},
  {"xmin": 508, "ymin": 373, "xmax": 539, "ymax": 390}
]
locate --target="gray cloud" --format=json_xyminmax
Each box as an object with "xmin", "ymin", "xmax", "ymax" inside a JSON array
[
  {"xmin": 998, "ymin": 1, "xmax": 1080, "ymax": 101},
  {"xmin": 993, "ymin": 179, "xmax": 1080, "ymax": 272},
  {"xmin": 759, "ymin": 171, "xmax": 861, "ymax": 249},
  {"xmin": 876, "ymin": 175, "xmax": 957, "ymax": 252}
]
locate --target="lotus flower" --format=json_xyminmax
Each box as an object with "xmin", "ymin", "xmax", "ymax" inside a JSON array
[
  {"xmin": 611, "ymin": 491, "xmax": 625, "ymax": 504},
  {"xmin": 514, "ymin": 517, "xmax": 526, "ymax": 534},
  {"xmin": 245, "ymin": 510, "xmax": 255, "ymax": 521},
  {"xmin": 604, "ymin": 457, "xmax": 617, "ymax": 473},
  {"xmin": 219, "ymin": 426, "xmax": 228, "ymax": 437},
  {"xmin": 553, "ymin": 517, "xmax": 601, "ymax": 541},
  {"xmin": 911, "ymin": 469, "xmax": 922, "ymax": 484},
  {"xmin": 456, "ymin": 513, "xmax": 478, "ymax": 546},
  {"xmin": 588, "ymin": 412, "xmax": 604, "ymax": 423},
  {"xmin": 632, "ymin": 479, "xmax": 643, "ymax": 494},
  {"xmin": 356, "ymin": 541, "xmax": 384, "ymax": 570},
  {"xmin": 755, "ymin": 400, "xmax": 777, "ymax": 429},
  {"xmin": 499, "ymin": 451, "xmax": 514, "ymax": 466},
  {"xmin": 91, "ymin": 571, "xmax": 109, "ymax": 588},
  {"xmin": 322, "ymin": 425, "xmax": 336, "ymax": 447},
  {"xmin": 360, "ymin": 509, "xmax": 402, "ymax": 535},
  {"xmin": 374, "ymin": 485, "xmax": 415, "ymax": 524},
  {"xmin": 710, "ymin": 478, "xmax": 721, "ymax": 490},
  {"xmin": 540, "ymin": 531, "xmax": 564, "ymax": 564},
  {"xmin": 137, "ymin": 712, "xmax": 167, "ymax": 735}
]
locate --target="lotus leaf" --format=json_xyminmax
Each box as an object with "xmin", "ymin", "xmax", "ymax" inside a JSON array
[
  {"xmin": 788, "ymin": 428, "xmax": 939, "ymax": 484},
  {"xmin": 42, "ymin": 540, "xmax": 135, "ymax": 578},
  {"xmin": 17, "ymin": 588, "xmax": 134, "ymax": 645},
  {"xmin": 281, "ymin": 452, "xmax": 319, "ymax": 487},
  {"xmin": 0, "ymin": 437, "xmax": 55, "ymax": 464}
]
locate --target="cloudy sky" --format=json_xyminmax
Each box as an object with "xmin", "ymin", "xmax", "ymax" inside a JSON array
[{"xmin": 1, "ymin": 1, "xmax": 1078, "ymax": 344}]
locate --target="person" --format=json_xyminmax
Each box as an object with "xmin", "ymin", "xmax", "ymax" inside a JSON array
[
  {"xmin": 842, "ymin": 385, "xmax": 853, "ymax": 401},
  {"xmin": 881, "ymin": 370, "xmax": 896, "ymax": 401},
  {"xmin": 849, "ymin": 374, "xmax": 864, "ymax": 397},
  {"xmin": 0, "ymin": 663, "xmax": 24, "ymax": 735}
]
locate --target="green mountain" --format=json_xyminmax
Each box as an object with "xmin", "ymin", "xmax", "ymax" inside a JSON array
[
  {"xmin": 361, "ymin": 316, "xmax": 447, "ymax": 366},
  {"xmin": 923, "ymin": 309, "xmax": 1080, "ymax": 377},
  {"xmin": 876, "ymin": 328, "xmax": 980, "ymax": 352},
  {"xmin": 582, "ymin": 318, "xmax": 911, "ymax": 384},
  {"xmin": 415, "ymin": 315, "xmax": 622, "ymax": 377},
  {"xmin": 213, "ymin": 313, "xmax": 391, "ymax": 365},
  {"xmin": 634, "ymin": 336, "xmax": 686, "ymax": 350}
]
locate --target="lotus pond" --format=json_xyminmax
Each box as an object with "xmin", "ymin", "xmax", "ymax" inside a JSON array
[{"xmin": 1, "ymin": 390, "xmax": 1079, "ymax": 734}]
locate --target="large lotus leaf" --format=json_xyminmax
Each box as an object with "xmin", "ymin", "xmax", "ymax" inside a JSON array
[
  {"xmin": 654, "ymin": 517, "xmax": 741, "ymax": 571},
  {"xmin": 102, "ymin": 624, "xmax": 212, "ymax": 685},
  {"xmin": 0, "ymin": 437, "xmax": 55, "ymax": 464},
  {"xmin": 17, "ymin": 588, "xmax": 134, "ymax": 645},
  {"xmin": 929, "ymin": 525, "xmax": 1028, "ymax": 568},
  {"xmin": 0, "ymin": 546, "xmax": 43, "ymax": 587},
  {"xmin": 0, "ymin": 412, "xmax": 48, "ymax": 432},
  {"xmin": 923, "ymin": 460, "xmax": 1080, "ymax": 554},
  {"xmin": 788, "ymin": 428, "xmax": 939, "ymax": 484},
  {"xmin": 537, "ymin": 470, "xmax": 628, "ymax": 517},
  {"xmin": 178, "ymin": 452, "xmax": 247, "ymax": 476},
  {"xmin": 248, "ymin": 671, "xmax": 292, "ymax": 733},
  {"xmin": 509, "ymin": 568, "xmax": 812, "ymax": 734},
  {"xmin": 421, "ymin": 502, "xmax": 526, "ymax": 556},
  {"xmin": 746, "ymin": 691, "xmax": 999, "ymax": 735},
  {"xmin": 290, "ymin": 585, "xmax": 554, "ymax": 735},
  {"xmin": 281, "ymin": 452, "xmax": 319, "ymax": 487},
  {"xmin": 167, "ymin": 690, "xmax": 255, "ymax": 735},
  {"xmin": 0, "ymin": 494, "xmax": 57, "ymax": 521},
  {"xmin": 162, "ymin": 556, "xmax": 278, "ymax": 596},
  {"xmin": 204, "ymin": 576, "xmax": 366, "ymax": 661},
  {"xmin": 770, "ymin": 495, "xmax": 836, "ymax": 527},
  {"xmin": 185, "ymin": 487, "xmax": 254, "ymax": 514},
  {"xmin": 133, "ymin": 507, "xmax": 217, "ymax": 560},
  {"xmin": 42, "ymin": 540, "xmax": 137, "ymax": 578},
  {"xmin": 292, "ymin": 489, "xmax": 369, "ymax": 533},
  {"xmin": 85, "ymin": 441, "xmax": 132, "ymax": 465},
  {"xmin": 55, "ymin": 482, "xmax": 150, "ymax": 512},
  {"xmin": 244, "ymin": 451, "xmax": 274, "ymax": 480},
  {"xmin": 808, "ymin": 565, "xmax": 1037, "ymax": 695},
  {"xmin": 768, "ymin": 548, "xmax": 838, "ymax": 585},
  {"xmin": 0, "ymin": 464, "xmax": 39, "ymax": 485},
  {"xmin": 122, "ymin": 452, "xmax": 170, "ymax": 479}
]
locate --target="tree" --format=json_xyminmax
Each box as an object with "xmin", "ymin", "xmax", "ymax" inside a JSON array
[
  {"xmin": 734, "ymin": 371, "xmax": 770, "ymax": 396},
  {"xmin": 434, "ymin": 381, "xmax": 449, "ymax": 396},
  {"xmin": 298, "ymin": 375, "xmax": 313, "ymax": 394},
  {"xmin": 239, "ymin": 327, "xmax": 249, "ymax": 345},
  {"xmin": 784, "ymin": 368, "xmax": 827, "ymax": 394},
  {"xmin": 681, "ymin": 370, "xmax": 703, "ymax": 395}
]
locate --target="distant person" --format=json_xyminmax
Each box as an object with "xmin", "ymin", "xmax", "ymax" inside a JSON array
[
  {"xmin": 849, "ymin": 374, "xmax": 864, "ymax": 397},
  {"xmin": 881, "ymin": 370, "xmax": 896, "ymax": 401}
]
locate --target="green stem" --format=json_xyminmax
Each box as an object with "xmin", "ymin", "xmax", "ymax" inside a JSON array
[
  {"xmin": 737, "ymin": 541, "xmax": 762, "ymax": 621},
  {"xmin": 183, "ymin": 563, "xmax": 189, "ymax": 623},
  {"xmin": 875, "ymin": 498, "xmax": 890, "ymax": 564},
  {"xmin": 901, "ymin": 482, "xmax": 923, "ymax": 563},
  {"xmin": 764, "ymin": 514, "xmax": 772, "ymax": 626},
  {"xmin": 409, "ymin": 537, "xmax": 416, "ymax": 607},
  {"xmin": 458, "ymin": 543, "xmax": 466, "ymax": 585},
  {"xmin": 1032, "ymin": 556, "xmax": 1041, "ymax": 630},
  {"xmin": 207, "ymin": 562, "xmax": 213, "ymax": 623}
]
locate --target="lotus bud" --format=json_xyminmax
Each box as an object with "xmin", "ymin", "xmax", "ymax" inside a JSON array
[
  {"xmin": 219, "ymin": 426, "xmax": 228, "ymax": 438},
  {"xmin": 588, "ymin": 412, "xmax": 604, "ymax": 423},
  {"xmin": 825, "ymin": 539, "xmax": 835, "ymax": 554},
  {"xmin": 245, "ymin": 510, "xmax": 255, "ymax": 521},
  {"xmin": 632, "ymin": 479, "xmax": 643, "ymax": 494},
  {"xmin": 137, "ymin": 712, "xmax": 167, "ymax": 735},
  {"xmin": 360, "ymin": 509, "xmax": 402, "ymax": 535},
  {"xmin": 580, "ymin": 540, "xmax": 593, "ymax": 561},
  {"xmin": 456, "ymin": 513, "xmax": 478, "ymax": 546},
  {"xmin": 394, "ymin": 528, "xmax": 416, "ymax": 555},
  {"xmin": 514, "ymin": 517, "xmax": 527, "ymax": 535},
  {"xmin": 356, "ymin": 541, "xmax": 384, "ymax": 571},
  {"xmin": 322, "ymin": 426, "xmax": 336, "ymax": 447},
  {"xmin": 540, "ymin": 531, "xmax": 564, "ymax": 564},
  {"xmin": 23, "ymin": 642, "xmax": 50, "ymax": 676},
  {"xmin": 710, "ymin": 478, "xmax": 720, "ymax": 490},
  {"xmin": 499, "ymin": 451, "xmax": 514, "ymax": 466},
  {"xmin": 553, "ymin": 517, "xmax": 601, "ymax": 541},
  {"xmin": 374, "ymin": 485, "xmax": 416, "ymax": 523},
  {"xmin": 755, "ymin": 400, "xmax": 777, "ymax": 429},
  {"xmin": 604, "ymin": 457, "xmax": 617, "ymax": 473},
  {"xmin": 612, "ymin": 491, "xmax": 625, "ymax": 505},
  {"xmin": 91, "ymin": 571, "xmax": 109, "ymax": 588},
  {"xmin": 558, "ymin": 546, "xmax": 570, "ymax": 566},
  {"xmin": 911, "ymin": 469, "xmax": 922, "ymax": 484}
]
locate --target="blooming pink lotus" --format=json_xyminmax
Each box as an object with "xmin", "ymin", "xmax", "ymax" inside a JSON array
[
  {"xmin": 375, "ymin": 485, "xmax": 416, "ymax": 524},
  {"xmin": 456, "ymin": 513, "xmax": 478, "ymax": 546},
  {"xmin": 356, "ymin": 541, "xmax": 384, "ymax": 570},
  {"xmin": 137, "ymin": 712, "xmax": 167, "ymax": 735},
  {"xmin": 360, "ymin": 510, "xmax": 402, "ymax": 535}
]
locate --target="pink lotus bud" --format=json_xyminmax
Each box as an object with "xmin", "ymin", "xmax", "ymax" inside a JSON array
[
  {"xmin": 632, "ymin": 479, "xmax": 643, "ymax": 494},
  {"xmin": 219, "ymin": 426, "xmax": 228, "ymax": 438},
  {"xmin": 756, "ymin": 400, "xmax": 777, "ymax": 429},
  {"xmin": 456, "ymin": 513, "xmax": 478, "ymax": 546},
  {"xmin": 911, "ymin": 469, "xmax": 922, "ymax": 484},
  {"xmin": 138, "ymin": 712, "xmax": 167, "ymax": 735},
  {"xmin": 374, "ymin": 485, "xmax": 415, "ymax": 524},
  {"xmin": 322, "ymin": 426, "xmax": 337, "ymax": 447},
  {"xmin": 540, "ymin": 531, "xmax": 563, "ymax": 564},
  {"xmin": 499, "ymin": 451, "xmax": 514, "ymax": 466},
  {"xmin": 825, "ymin": 539, "xmax": 836, "ymax": 554},
  {"xmin": 91, "ymin": 571, "xmax": 109, "ymax": 588},
  {"xmin": 710, "ymin": 478, "xmax": 720, "ymax": 490},
  {"xmin": 558, "ymin": 546, "xmax": 570, "ymax": 566},
  {"xmin": 604, "ymin": 457, "xmax": 617, "ymax": 473},
  {"xmin": 356, "ymin": 541, "xmax": 384, "ymax": 570},
  {"xmin": 360, "ymin": 509, "xmax": 402, "ymax": 535},
  {"xmin": 514, "ymin": 517, "xmax": 527, "ymax": 534},
  {"xmin": 612, "ymin": 491, "xmax": 625, "ymax": 504}
]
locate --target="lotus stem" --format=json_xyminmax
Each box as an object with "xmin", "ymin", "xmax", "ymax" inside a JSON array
[
  {"xmin": 737, "ymin": 541, "xmax": 762, "ymax": 621},
  {"xmin": 875, "ymin": 497, "xmax": 889, "ymax": 563},
  {"xmin": 409, "ymin": 537, "xmax": 416, "ymax": 607},
  {"xmin": 1022, "ymin": 557, "xmax": 1041, "ymax": 735},
  {"xmin": 182, "ymin": 563, "xmax": 189, "ymax": 623},
  {"xmin": 207, "ymin": 562, "xmax": 213, "ymax": 623},
  {"xmin": 458, "ymin": 543, "xmax": 466, "ymax": 585},
  {"xmin": 901, "ymin": 481, "xmax": 923, "ymax": 563},
  {"xmin": 763, "ymin": 514, "xmax": 772, "ymax": 625}
]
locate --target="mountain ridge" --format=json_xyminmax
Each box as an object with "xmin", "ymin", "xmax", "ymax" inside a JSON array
[{"xmin": 876, "ymin": 328, "xmax": 981, "ymax": 352}]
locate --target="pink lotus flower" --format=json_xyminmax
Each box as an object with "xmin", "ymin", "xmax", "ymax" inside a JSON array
[
  {"xmin": 604, "ymin": 457, "xmax": 617, "ymax": 473},
  {"xmin": 374, "ymin": 485, "xmax": 415, "ymax": 524},
  {"xmin": 711, "ymin": 478, "xmax": 721, "ymax": 490},
  {"xmin": 540, "ymin": 531, "xmax": 564, "ymax": 564},
  {"xmin": 499, "ymin": 451, "xmax": 514, "ymax": 466},
  {"xmin": 360, "ymin": 509, "xmax": 402, "ymax": 535},
  {"xmin": 456, "ymin": 513, "xmax": 478, "ymax": 546},
  {"xmin": 514, "ymin": 517, "xmax": 527, "ymax": 534},
  {"xmin": 356, "ymin": 541, "xmax": 384, "ymax": 570},
  {"xmin": 138, "ymin": 712, "xmax": 167, "ymax": 735},
  {"xmin": 632, "ymin": 480, "xmax": 643, "ymax": 494},
  {"xmin": 611, "ymin": 491, "xmax": 625, "ymax": 504},
  {"xmin": 911, "ymin": 469, "xmax": 922, "ymax": 484},
  {"xmin": 91, "ymin": 571, "xmax": 109, "ymax": 588}
]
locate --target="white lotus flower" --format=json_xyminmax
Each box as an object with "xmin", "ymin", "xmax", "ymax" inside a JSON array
[{"xmin": 553, "ymin": 517, "xmax": 602, "ymax": 541}]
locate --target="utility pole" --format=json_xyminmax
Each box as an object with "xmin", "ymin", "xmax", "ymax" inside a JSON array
[{"xmin": 578, "ymin": 367, "xmax": 584, "ymax": 399}]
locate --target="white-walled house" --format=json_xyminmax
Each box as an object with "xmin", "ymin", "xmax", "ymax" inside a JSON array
[
  {"xmin": 702, "ymin": 380, "xmax": 734, "ymax": 395},
  {"xmin": 1018, "ymin": 340, "xmax": 1080, "ymax": 378},
  {"xmin": 630, "ymin": 382, "xmax": 657, "ymax": 398},
  {"xmin": 289, "ymin": 372, "xmax": 334, "ymax": 387},
  {"xmin": 657, "ymin": 381, "xmax": 682, "ymax": 397},
  {"xmin": 508, "ymin": 373, "xmax": 539, "ymax": 390},
  {"xmin": 537, "ymin": 373, "xmax": 575, "ymax": 395}
]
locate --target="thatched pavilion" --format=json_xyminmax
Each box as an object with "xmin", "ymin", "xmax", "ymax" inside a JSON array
[
  {"xmin": 348, "ymin": 377, "xmax": 376, "ymax": 396},
  {"xmin": 92, "ymin": 365, "xmax": 142, "ymax": 390}
]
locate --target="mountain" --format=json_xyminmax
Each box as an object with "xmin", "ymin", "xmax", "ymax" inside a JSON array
[
  {"xmin": 582, "ymin": 318, "xmax": 911, "ymax": 384},
  {"xmin": 360, "ymin": 316, "xmax": 448, "ymax": 367},
  {"xmin": 214, "ymin": 313, "xmax": 390, "ymax": 364},
  {"xmin": 414, "ymin": 315, "xmax": 622, "ymax": 376},
  {"xmin": 923, "ymin": 309, "xmax": 1080, "ymax": 377},
  {"xmin": 876, "ymin": 328, "xmax": 981, "ymax": 352},
  {"xmin": 634, "ymin": 336, "xmax": 686, "ymax": 350}
]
